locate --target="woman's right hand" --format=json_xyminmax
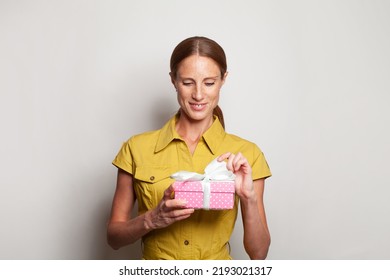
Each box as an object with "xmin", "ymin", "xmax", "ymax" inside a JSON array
[{"xmin": 144, "ymin": 185, "xmax": 194, "ymax": 230}]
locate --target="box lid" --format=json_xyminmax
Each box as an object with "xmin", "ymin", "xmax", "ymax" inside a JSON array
[{"xmin": 173, "ymin": 181, "xmax": 235, "ymax": 193}]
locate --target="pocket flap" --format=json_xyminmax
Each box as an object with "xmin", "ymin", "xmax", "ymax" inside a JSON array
[{"xmin": 134, "ymin": 166, "xmax": 174, "ymax": 183}]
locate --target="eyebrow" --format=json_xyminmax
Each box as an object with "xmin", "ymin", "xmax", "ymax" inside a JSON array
[{"xmin": 179, "ymin": 75, "xmax": 220, "ymax": 80}]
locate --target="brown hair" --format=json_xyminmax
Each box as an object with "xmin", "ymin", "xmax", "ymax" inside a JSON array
[{"xmin": 170, "ymin": 36, "xmax": 227, "ymax": 129}]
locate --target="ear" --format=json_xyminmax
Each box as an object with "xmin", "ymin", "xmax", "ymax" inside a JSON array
[
  {"xmin": 169, "ymin": 72, "xmax": 177, "ymax": 89},
  {"xmin": 221, "ymin": 71, "xmax": 228, "ymax": 85}
]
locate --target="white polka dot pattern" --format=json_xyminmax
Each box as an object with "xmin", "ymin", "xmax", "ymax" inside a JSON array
[{"xmin": 173, "ymin": 181, "xmax": 235, "ymax": 210}]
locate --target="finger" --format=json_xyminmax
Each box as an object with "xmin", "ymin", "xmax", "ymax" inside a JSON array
[
  {"xmin": 235, "ymin": 158, "xmax": 249, "ymax": 173},
  {"xmin": 231, "ymin": 152, "xmax": 242, "ymax": 170},
  {"xmin": 232, "ymin": 153, "xmax": 248, "ymax": 171},
  {"xmin": 165, "ymin": 198, "xmax": 188, "ymax": 209},
  {"xmin": 167, "ymin": 209, "xmax": 195, "ymax": 222},
  {"xmin": 160, "ymin": 206, "xmax": 194, "ymax": 221},
  {"xmin": 226, "ymin": 153, "xmax": 236, "ymax": 172},
  {"xmin": 174, "ymin": 212, "xmax": 194, "ymax": 221},
  {"xmin": 163, "ymin": 184, "xmax": 175, "ymax": 200},
  {"xmin": 171, "ymin": 208, "xmax": 195, "ymax": 218},
  {"xmin": 218, "ymin": 152, "xmax": 232, "ymax": 162}
]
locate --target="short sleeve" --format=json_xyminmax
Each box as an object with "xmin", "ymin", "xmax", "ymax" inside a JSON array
[
  {"xmin": 251, "ymin": 144, "xmax": 272, "ymax": 181},
  {"xmin": 112, "ymin": 138, "xmax": 134, "ymax": 175}
]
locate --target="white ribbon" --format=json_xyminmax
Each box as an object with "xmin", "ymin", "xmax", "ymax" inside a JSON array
[{"xmin": 171, "ymin": 158, "xmax": 235, "ymax": 210}]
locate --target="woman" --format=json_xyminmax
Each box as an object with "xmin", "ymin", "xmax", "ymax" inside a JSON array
[{"xmin": 107, "ymin": 36, "xmax": 271, "ymax": 259}]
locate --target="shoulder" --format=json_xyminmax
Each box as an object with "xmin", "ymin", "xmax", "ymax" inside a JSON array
[
  {"xmin": 127, "ymin": 115, "xmax": 176, "ymax": 149},
  {"xmin": 125, "ymin": 128, "xmax": 161, "ymax": 149},
  {"xmin": 130, "ymin": 128, "xmax": 160, "ymax": 142},
  {"xmin": 224, "ymin": 132, "xmax": 271, "ymax": 179},
  {"xmin": 221, "ymin": 132, "xmax": 267, "ymax": 166},
  {"xmin": 223, "ymin": 132, "xmax": 262, "ymax": 154}
]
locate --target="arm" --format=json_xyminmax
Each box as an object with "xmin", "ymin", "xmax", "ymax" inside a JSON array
[
  {"xmin": 240, "ymin": 179, "xmax": 270, "ymax": 259},
  {"xmin": 107, "ymin": 169, "xmax": 194, "ymax": 250},
  {"xmin": 218, "ymin": 152, "xmax": 271, "ymax": 259}
]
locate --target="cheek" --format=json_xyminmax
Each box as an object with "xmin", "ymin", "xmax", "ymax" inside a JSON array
[
  {"xmin": 176, "ymin": 89, "xmax": 190, "ymax": 104},
  {"xmin": 209, "ymin": 87, "xmax": 221, "ymax": 100},
  {"xmin": 176, "ymin": 89, "xmax": 187, "ymax": 99},
  {"xmin": 213, "ymin": 94, "xmax": 220, "ymax": 104}
]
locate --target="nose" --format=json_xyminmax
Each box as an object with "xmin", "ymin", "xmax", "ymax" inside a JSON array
[{"xmin": 192, "ymin": 84, "xmax": 204, "ymax": 101}]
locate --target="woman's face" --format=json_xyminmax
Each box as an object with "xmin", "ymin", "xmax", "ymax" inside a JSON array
[{"xmin": 172, "ymin": 55, "xmax": 226, "ymax": 124}]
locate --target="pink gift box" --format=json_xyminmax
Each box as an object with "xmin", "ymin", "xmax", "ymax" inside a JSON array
[{"xmin": 173, "ymin": 181, "xmax": 235, "ymax": 210}]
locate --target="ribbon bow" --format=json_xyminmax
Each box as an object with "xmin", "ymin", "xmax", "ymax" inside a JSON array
[
  {"xmin": 171, "ymin": 158, "xmax": 235, "ymax": 210},
  {"xmin": 170, "ymin": 158, "xmax": 236, "ymax": 182}
]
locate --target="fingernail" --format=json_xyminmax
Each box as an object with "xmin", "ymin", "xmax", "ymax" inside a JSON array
[{"xmin": 179, "ymin": 199, "xmax": 187, "ymax": 205}]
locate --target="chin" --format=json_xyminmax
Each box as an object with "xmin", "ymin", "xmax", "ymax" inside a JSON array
[{"xmin": 190, "ymin": 111, "xmax": 212, "ymax": 120}]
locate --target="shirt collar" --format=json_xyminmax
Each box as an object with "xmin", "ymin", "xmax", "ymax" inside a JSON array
[
  {"xmin": 202, "ymin": 116, "xmax": 226, "ymax": 155},
  {"xmin": 155, "ymin": 114, "xmax": 226, "ymax": 154},
  {"xmin": 154, "ymin": 114, "xmax": 180, "ymax": 153}
]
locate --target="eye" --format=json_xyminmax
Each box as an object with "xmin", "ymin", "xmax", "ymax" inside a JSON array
[
  {"xmin": 182, "ymin": 81, "xmax": 194, "ymax": 86},
  {"xmin": 205, "ymin": 82, "xmax": 215, "ymax": 87}
]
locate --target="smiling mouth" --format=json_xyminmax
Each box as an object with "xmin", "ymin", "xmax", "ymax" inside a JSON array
[{"xmin": 189, "ymin": 103, "xmax": 207, "ymax": 110}]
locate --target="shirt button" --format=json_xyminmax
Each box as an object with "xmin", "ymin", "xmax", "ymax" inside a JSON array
[
  {"xmin": 150, "ymin": 176, "xmax": 155, "ymax": 181},
  {"xmin": 184, "ymin": 240, "xmax": 189, "ymax": 246}
]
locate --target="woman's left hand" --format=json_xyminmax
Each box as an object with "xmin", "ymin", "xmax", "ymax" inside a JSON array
[{"xmin": 218, "ymin": 152, "xmax": 255, "ymax": 200}]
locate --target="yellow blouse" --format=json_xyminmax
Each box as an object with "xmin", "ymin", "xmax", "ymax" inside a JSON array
[{"xmin": 112, "ymin": 115, "xmax": 271, "ymax": 259}]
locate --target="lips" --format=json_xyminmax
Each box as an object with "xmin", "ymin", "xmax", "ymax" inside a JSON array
[{"xmin": 189, "ymin": 102, "xmax": 207, "ymax": 111}]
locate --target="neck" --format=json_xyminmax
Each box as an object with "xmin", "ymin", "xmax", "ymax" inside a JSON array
[{"xmin": 175, "ymin": 111, "xmax": 214, "ymax": 143}]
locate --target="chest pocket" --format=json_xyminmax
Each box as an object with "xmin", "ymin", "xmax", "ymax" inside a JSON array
[{"xmin": 133, "ymin": 165, "xmax": 176, "ymax": 210}]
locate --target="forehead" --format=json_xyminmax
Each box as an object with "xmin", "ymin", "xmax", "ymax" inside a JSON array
[{"xmin": 176, "ymin": 55, "xmax": 220, "ymax": 77}]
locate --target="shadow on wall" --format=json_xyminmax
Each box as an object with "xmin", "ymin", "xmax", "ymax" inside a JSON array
[
  {"xmin": 97, "ymin": 93, "xmax": 177, "ymax": 260},
  {"xmin": 65, "ymin": 167, "xmax": 142, "ymax": 260},
  {"xmin": 88, "ymin": 160, "xmax": 142, "ymax": 260},
  {"xmin": 104, "ymin": 201, "xmax": 143, "ymax": 260},
  {"xmin": 149, "ymin": 92, "xmax": 179, "ymax": 129}
]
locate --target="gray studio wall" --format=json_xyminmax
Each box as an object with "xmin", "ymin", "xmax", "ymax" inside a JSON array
[{"xmin": 1, "ymin": 0, "xmax": 389, "ymax": 259}]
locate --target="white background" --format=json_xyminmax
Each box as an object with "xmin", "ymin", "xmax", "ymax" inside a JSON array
[{"xmin": 1, "ymin": 0, "xmax": 389, "ymax": 260}]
